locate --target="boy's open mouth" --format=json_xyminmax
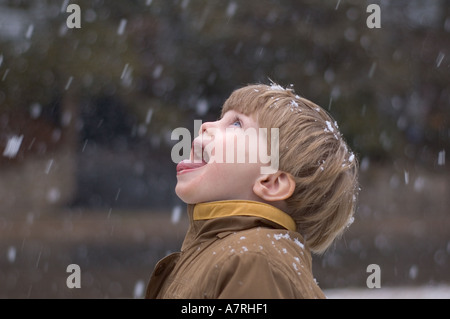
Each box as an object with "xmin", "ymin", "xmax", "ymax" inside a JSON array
[
  {"xmin": 176, "ymin": 140, "xmax": 209, "ymax": 174},
  {"xmin": 176, "ymin": 159, "xmax": 207, "ymax": 174}
]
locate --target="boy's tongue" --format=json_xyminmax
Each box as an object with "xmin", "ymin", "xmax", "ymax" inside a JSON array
[
  {"xmin": 176, "ymin": 159, "xmax": 207, "ymax": 173},
  {"xmin": 176, "ymin": 139, "xmax": 210, "ymax": 172}
]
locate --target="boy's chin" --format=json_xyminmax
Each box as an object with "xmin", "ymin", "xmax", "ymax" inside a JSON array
[
  {"xmin": 175, "ymin": 187, "xmax": 221, "ymax": 205},
  {"xmin": 175, "ymin": 185, "xmax": 198, "ymax": 205}
]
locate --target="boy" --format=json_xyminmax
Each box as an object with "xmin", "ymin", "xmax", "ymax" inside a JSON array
[{"xmin": 145, "ymin": 83, "xmax": 359, "ymax": 299}]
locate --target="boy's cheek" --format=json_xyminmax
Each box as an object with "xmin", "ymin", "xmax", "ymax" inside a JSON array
[{"xmin": 203, "ymin": 140, "xmax": 218, "ymax": 163}]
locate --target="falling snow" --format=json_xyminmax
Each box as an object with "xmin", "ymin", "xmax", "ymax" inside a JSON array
[
  {"xmin": 25, "ymin": 24, "xmax": 34, "ymax": 39},
  {"xmin": 226, "ymin": 2, "xmax": 238, "ymax": 18},
  {"xmin": 274, "ymin": 233, "xmax": 290, "ymax": 241},
  {"xmin": 65, "ymin": 76, "xmax": 74, "ymax": 90},
  {"xmin": 171, "ymin": 205, "xmax": 182, "ymax": 224},
  {"xmin": 325, "ymin": 121, "xmax": 335, "ymax": 133},
  {"xmin": 45, "ymin": 159, "xmax": 54, "ymax": 174},
  {"xmin": 145, "ymin": 108, "xmax": 154, "ymax": 124},
  {"xmin": 7, "ymin": 246, "xmax": 16, "ymax": 263},
  {"xmin": 0, "ymin": 1, "xmax": 448, "ymax": 299},
  {"xmin": 117, "ymin": 19, "xmax": 127, "ymax": 35},
  {"xmin": 46, "ymin": 187, "xmax": 61, "ymax": 203},
  {"xmin": 436, "ymin": 52, "xmax": 445, "ymax": 68},
  {"xmin": 348, "ymin": 153, "xmax": 355, "ymax": 163},
  {"xmin": 438, "ymin": 150, "xmax": 445, "ymax": 166},
  {"xmin": 30, "ymin": 103, "xmax": 42, "ymax": 119},
  {"xmin": 133, "ymin": 280, "xmax": 145, "ymax": 299},
  {"xmin": 293, "ymin": 238, "xmax": 305, "ymax": 250},
  {"xmin": 3, "ymin": 135, "xmax": 23, "ymax": 158},
  {"xmin": 270, "ymin": 83, "xmax": 286, "ymax": 91}
]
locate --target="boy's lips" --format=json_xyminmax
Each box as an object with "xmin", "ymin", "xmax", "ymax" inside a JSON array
[
  {"xmin": 176, "ymin": 159, "xmax": 207, "ymax": 174},
  {"xmin": 176, "ymin": 138, "xmax": 210, "ymax": 174}
]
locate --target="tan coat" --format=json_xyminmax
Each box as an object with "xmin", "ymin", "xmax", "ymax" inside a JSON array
[{"xmin": 145, "ymin": 200, "xmax": 325, "ymax": 299}]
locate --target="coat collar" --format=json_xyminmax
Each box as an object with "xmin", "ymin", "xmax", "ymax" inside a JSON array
[
  {"xmin": 181, "ymin": 200, "xmax": 297, "ymax": 252},
  {"xmin": 193, "ymin": 200, "xmax": 296, "ymax": 231}
]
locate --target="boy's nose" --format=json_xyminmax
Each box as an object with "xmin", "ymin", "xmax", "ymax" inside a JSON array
[{"xmin": 199, "ymin": 121, "xmax": 215, "ymax": 136}]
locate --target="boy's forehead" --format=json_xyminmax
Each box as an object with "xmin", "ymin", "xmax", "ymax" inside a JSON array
[
  {"xmin": 220, "ymin": 109, "xmax": 259, "ymax": 121},
  {"xmin": 221, "ymin": 83, "xmax": 301, "ymax": 124}
]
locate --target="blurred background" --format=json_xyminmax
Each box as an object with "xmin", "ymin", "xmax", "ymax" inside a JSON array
[{"xmin": 0, "ymin": 0, "xmax": 449, "ymax": 298}]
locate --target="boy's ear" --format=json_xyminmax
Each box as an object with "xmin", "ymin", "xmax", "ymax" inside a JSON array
[{"xmin": 253, "ymin": 171, "xmax": 296, "ymax": 202}]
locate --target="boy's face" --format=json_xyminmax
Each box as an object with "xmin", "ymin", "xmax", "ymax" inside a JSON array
[{"xmin": 175, "ymin": 110, "xmax": 268, "ymax": 204}]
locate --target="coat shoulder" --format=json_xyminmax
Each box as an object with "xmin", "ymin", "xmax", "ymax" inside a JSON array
[
  {"xmin": 208, "ymin": 227, "xmax": 324, "ymax": 298},
  {"xmin": 216, "ymin": 227, "xmax": 308, "ymax": 256}
]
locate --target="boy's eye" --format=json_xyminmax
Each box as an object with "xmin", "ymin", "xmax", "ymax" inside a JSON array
[{"xmin": 231, "ymin": 119, "xmax": 242, "ymax": 127}]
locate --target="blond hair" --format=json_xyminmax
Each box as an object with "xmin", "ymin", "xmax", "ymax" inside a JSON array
[{"xmin": 221, "ymin": 83, "xmax": 359, "ymax": 254}]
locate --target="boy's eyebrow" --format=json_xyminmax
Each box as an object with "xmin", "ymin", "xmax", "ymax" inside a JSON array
[{"xmin": 219, "ymin": 110, "xmax": 234, "ymax": 120}]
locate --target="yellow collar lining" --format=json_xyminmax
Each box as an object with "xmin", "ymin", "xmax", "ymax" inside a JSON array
[{"xmin": 193, "ymin": 200, "xmax": 296, "ymax": 231}]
